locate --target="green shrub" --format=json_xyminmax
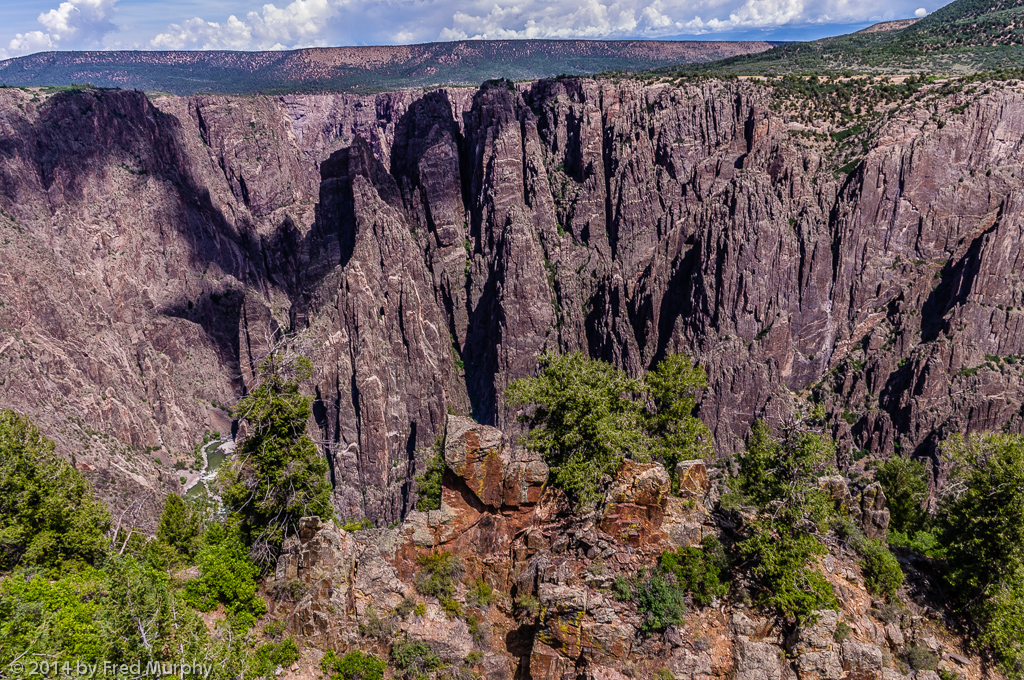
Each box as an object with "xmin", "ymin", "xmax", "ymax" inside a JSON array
[
  {"xmin": 464, "ymin": 651, "xmax": 484, "ymax": 664},
  {"xmin": 390, "ymin": 640, "xmax": 442, "ymax": 679},
  {"xmin": 736, "ymin": 422, "xmax": 838, "ymax": 623},
  {"xmin": 0, "ymin": 556, "xmax": 212, "ymax": 669},
  {"xmin": 156, "ymin": 492, "xmax": 205, "ymax": 561},
  {"xmin": 415, "ymin": 551, "xmax": 463, "ymax": 600},
  {"xmin": 183, "ymin": 526, "xmax": 266, "ymax": 629},
  {"xmin": 358, "ymin": 607, "xmax": 394, "ymax": 640},
  {"xmin": 465, "ymin": 579, "xmax": 495, "ymax": 608},
  {"xmin": 506, "ymin": 352, "xmax": 649, "ymax": 509},
  {"xmin": 514, "ymin": 593, "xmax": 539, "ymax": 618},
  {"xmin": 506, "ymin": 351, "xmax": 713, "ymax": 509},
  {"xmin": 440, "ymin": 597, "xmax": 462, "ymax": 618},
  {"xmin": 658, "ymin": 536, "xmax": 729, "ymax": 606},
  {"xmin": 614, "ymin": 570, "xmax": 688, "ymax": 635},
  {"xmin": 415, "ymin": 439, "xmax": 445, "ymax": 512},
  {"xmin": 322, "ymin": 649, "xmax": 386, "ymax": 680},
  {"xmin": 394, "ymin": 596, "xmax": 416, "ymax": 618},
  {"xmin": 0, "ymin": 409, "xmax": 110, "ymax": 572},
  {"xmin": 834, "ymin": 622, "xmax": 852, "ymax": 642},
  {"xmin": 875, "ymin": 457, "xmax": 929, "ymax": 536},
  {"xmin": 859, "ymin": 538, "xmax": 904, "ymax": 601},
  {"xmin": 940, "ymin": 433, "xmax": 1024, "ymax": 676},
  {"xmin": 341, "ymin": 518, "xmax": 374, "ymax": 532},
  {"xmin": 888, "ymin": 529, "xmax": 944, "ymax": 558},
  {"xmin": 465, "ymin": 613, "xmax": 487, "ymax": 645},
  {"xmin": 643, "ymin": 354, "xmax": 714, "ymax": 485},
  {"xmin": 263, "ymin": 619, "xmax": 286, "ymax": 639},
  {"xmin": 250, "ymin": 638, "xmax": 300, "ymax": 679},
  {"xmin": 905, "ymin": 643, "xmax": 939, "ymax": 671}
]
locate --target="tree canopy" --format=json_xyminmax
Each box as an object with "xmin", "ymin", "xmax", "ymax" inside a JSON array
[
  {"xmin": 940, "ymin": 433, "xmax": 1024, "ymax": 676},
  {"xmin": 0, "ymin": 409, "xmax": 110, "ymax": 573},
  {"xmin": 736, "ymin": 422, "xmax": 839, "ymax": 623},
  {"xmin": 506, "ymin": 351, "xmax": 712, "ymax": 509},
  {"xmin": 221, "ymin": 352, "xmax": 334, "ymax": 569}
]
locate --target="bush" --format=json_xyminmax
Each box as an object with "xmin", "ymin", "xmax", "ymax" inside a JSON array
[
  {"xmin": 736, "ymin": 422, "xmax": 838, "ymax": 623},
  {"xmin": 390, "ymin": 640, "xmax": 442, "ymax": 679},
  {"xmin": 394, "ymin": 596, "xmax": 416, "ymax": 618},
  {"xmin": 859, "ymin": 538, "xmax": 904, "ymax": 601},
  {"xmin": 643, "ymin": 354, "xmax": 714, "ymax": 487},
  {"xmin": 465, "ymin": 613, "xmax": 487, "ymax": 645},
  {"xmin": 905, "ymin": 643, "xmax": 939, "ymax": 671},
  {"xmin": 0, "ymin": 556, "xmax": 211, "ymax": 669},
  {"xmin": 875, "ymin": 457, "xmax": 929, "ymax": 536},
  {"xmin": 507, "ymin": 351, "xmax": 713, "ymax": 509},
  {"xmin": 940, "ymin": 433, "xmax": 1024, "ymax": 676},
  {"xmin": 506, "ymin": 352, "xmax": 649, "ymax": 508},
  {"xmin": 614, "ymin": 570, "xmax": 688, "ymax": 635},
  {"xmin": 250, "ymin": 638, "xmax": 300, "ymax": 679},
  {"xmin": 415, "ymin": 439, "xmax": 445, "ymax": 512},
  {"xmin": 155, "ymin": 493, "xmax": 205, "ymax": 561},
  {"xmin": 658, "ymin": 536, "xmax": 729, "ymax": 606},
  {"xmin": 183, "ymin": 526, "xmax": 266, "ymax": 629},
  {"xmin": 221, "ymin": 352, "xmax": 333, "ymax": 570},
  {"xmin": 358, "ymin": 607, "xmax": 395, "ymax": 640},
  {"xmin": 888, "ymin": 529, "xmax": 944, "ymax": 558},
  {"xmin": 322, "ymin": 649, "xmax": 386, "ymax": 680},
  {"xmin": 0, "ymin": 409, "xmax": 110, "ymax": 572},
  {"xmin": 465, "ymin": 579, "xmax": 496, "ymax": 608},
  {"xmin": 415, "ymin": 551, "xmax": 463, "ymax": 601},
  {"xmin": 514, "ymin": 593, "xmax": 539, "ymax": 618},
  {"xmin": 263, "ymin": 619, "xmax": 286, "ymax": 639},
  {"xmin": 341, "ymin": 518, "xmax": 374, "ymax": 532}
]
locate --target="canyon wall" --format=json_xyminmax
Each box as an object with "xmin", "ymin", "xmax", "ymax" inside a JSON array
[{"xmin": 1, "ymin": 78, "xmax": 1022, "ymax": 522}]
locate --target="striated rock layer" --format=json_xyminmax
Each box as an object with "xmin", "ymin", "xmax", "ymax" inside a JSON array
[{"xmin": 2, "ymin": 78, "xmax": 1024, "ymax": 521}]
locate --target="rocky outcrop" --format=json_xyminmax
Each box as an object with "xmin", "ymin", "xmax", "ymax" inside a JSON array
[
  {"xmin": 263, "ymin": 417, "xmax": 984, "ymax": 680},
  {"xmin": 3, "ymin": 77, "xmax": 1024, "ymax": 524}
]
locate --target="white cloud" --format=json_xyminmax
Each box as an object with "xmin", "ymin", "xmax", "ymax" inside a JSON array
[
  {"xmin": 6, "ymin": 0, "xmax": 117, "ymax": 57},
  {"xmin": 1, "ymin": 0, "xmax": 942, "ymax": 58},
  {"xmin": 915, "ymin": 7, "xmax": 928, "ymax": 16},
  {"xmin": 150, "ymin": 0, "xmax": 345, "ymax": 50},
  {"xmin": 431, "ymin": 0, "xmax": 922, "ymax": 41}
]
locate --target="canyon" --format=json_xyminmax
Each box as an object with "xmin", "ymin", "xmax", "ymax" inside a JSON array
[{"xmin": 1, "ymin": 75, "xmax": 1023, "ymax": 525}]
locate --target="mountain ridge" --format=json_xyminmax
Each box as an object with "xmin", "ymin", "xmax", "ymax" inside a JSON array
[
  {"xmin": 0, "ymin": 40, "xmax": 777, "ymax": 95},
  {"xmin": 664, "ymin": 0, "xmax": 1024, "ymax": 75}
]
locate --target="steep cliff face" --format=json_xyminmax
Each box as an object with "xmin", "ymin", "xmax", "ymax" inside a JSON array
[{"xmin": 1, "ymin": 78, "xmax": 1023, "ymax": 522}]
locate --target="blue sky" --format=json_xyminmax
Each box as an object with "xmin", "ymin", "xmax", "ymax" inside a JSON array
[{"xmin": 0, "ymin": 0, "xmax": 942, "ymax": 58}]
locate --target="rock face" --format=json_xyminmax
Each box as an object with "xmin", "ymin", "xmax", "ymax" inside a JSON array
[
  {"xmin": 3, "ymin": 78, "xmax": 1024, "ymax": 522},
  {"xmin": 263, "ymin": 417, "xmax": 982, "ymax": 680}
]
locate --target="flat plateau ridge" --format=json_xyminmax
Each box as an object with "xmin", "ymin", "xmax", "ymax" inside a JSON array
[
  {"xmin": 1, "ymin": 75, "xmax": 1023, "ymax": 526},
  {"xmin": 0, "ymin": 40, "xmax": 776, "ymax": 94}
]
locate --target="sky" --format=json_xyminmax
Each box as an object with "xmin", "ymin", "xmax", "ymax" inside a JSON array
[{"xmin": 0, "ymin": 0, "xmax": 942, "ymax": 59}]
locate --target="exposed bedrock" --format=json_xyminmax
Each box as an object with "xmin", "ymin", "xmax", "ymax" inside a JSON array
[{"xmin": 1, "ymin": 78, "xmax": 1022, "ymax": 521}]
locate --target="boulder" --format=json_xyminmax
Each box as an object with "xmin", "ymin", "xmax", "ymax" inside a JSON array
[
  {"xmin": 859, "ymin": 484, "xmax": 890, "ymax": 540},
  {"xmin": 842, "ymin": 640, "xmax": 884, "ymax": 677},
  {"xmin": 443, "ymin": 414, "xmax": 548, "ymax": 508},
  {"xmin": 676, "ymin": 460, "xmax": 711, "ymax": 497},
  {"xmin": 444, "ymin": 415, "xmax": 508, "ymax": 507},
  {"xmin": 600, "ymin": 460, "xmax": 671, "ymax": 546},
  {"xmin": 735, "ymin": 639, "xmax": 785, "ymax": 680}
]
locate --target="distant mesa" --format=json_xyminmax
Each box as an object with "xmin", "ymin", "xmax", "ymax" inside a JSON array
[{"xmin": 0, "ymin": 40, "xmax": 776, "ymax": 95}]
